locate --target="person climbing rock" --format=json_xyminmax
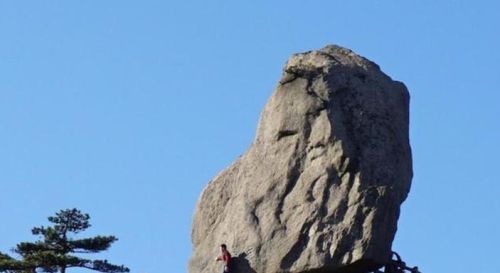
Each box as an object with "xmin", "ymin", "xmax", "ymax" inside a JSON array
[{"xmin": 215, "ymin": 244, "xmax": 232, "ymax": 273}]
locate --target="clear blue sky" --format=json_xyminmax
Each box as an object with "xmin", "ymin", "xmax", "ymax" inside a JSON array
[{"xmin": 1, "ymin": 1, "xmax": 499, "ymax": 273}]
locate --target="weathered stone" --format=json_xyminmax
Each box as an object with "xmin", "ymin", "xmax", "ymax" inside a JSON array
[{"xmin": 189, "ymin": 45, "xmax": 412, "ymax": 273}]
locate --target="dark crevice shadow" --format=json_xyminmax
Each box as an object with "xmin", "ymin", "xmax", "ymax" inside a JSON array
[{"xmin": 230, "ymin": 253, "xmax": 257, "ymax": 273}]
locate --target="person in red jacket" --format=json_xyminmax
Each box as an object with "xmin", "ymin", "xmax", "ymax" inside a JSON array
[{"xmin": 215, "ymin": 244, "xmax": 232, "ymax": 273}]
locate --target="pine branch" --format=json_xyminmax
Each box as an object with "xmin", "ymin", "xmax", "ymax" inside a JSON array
[
  {"xmin": 68, "ymin": 236, "xmax": 117, "ymax": 253},
  {"xmin": 15, "ymin": 242, "xmax": 63, "ymax": 256},
  {"xmin": 0, "ymin": 252, "xmax": 35, "ymax": 273},
  {"xmin": 79, "ymin": 260, "xmax": 129, "ymax": 273},
  {"xmin": 31, "ymin": 227, "xmax": 64, "ymax": 246}
]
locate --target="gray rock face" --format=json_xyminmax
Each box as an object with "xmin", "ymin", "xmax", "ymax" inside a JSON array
[{"xmin": 189, "ymin": 45, "xmax": 412, "ymax": 273}]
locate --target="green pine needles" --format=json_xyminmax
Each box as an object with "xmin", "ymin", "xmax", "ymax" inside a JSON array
[{"xmin": 0, "ymin": 209, "xmax": 129, "ymax": 273}]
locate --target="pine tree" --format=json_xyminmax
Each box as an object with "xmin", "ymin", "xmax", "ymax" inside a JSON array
[{"xmin": 0, "ymin": 209, "xmax": 129, "ymax": 273}]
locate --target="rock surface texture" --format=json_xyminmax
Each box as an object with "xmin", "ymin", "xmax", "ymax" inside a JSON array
[{"xmin": 189, "ymin": 45, "xmax": 412, "ymax": 273}]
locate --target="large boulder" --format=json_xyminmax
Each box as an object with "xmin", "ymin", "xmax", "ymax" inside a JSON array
[{"xmin": 189, "ymin": 45, "xmax": 412, "ymax": 273}]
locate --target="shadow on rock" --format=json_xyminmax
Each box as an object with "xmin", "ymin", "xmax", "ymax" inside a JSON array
[{"xmin": 231, "ymin": 253, "xmax": 256, "ymax": 273}]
